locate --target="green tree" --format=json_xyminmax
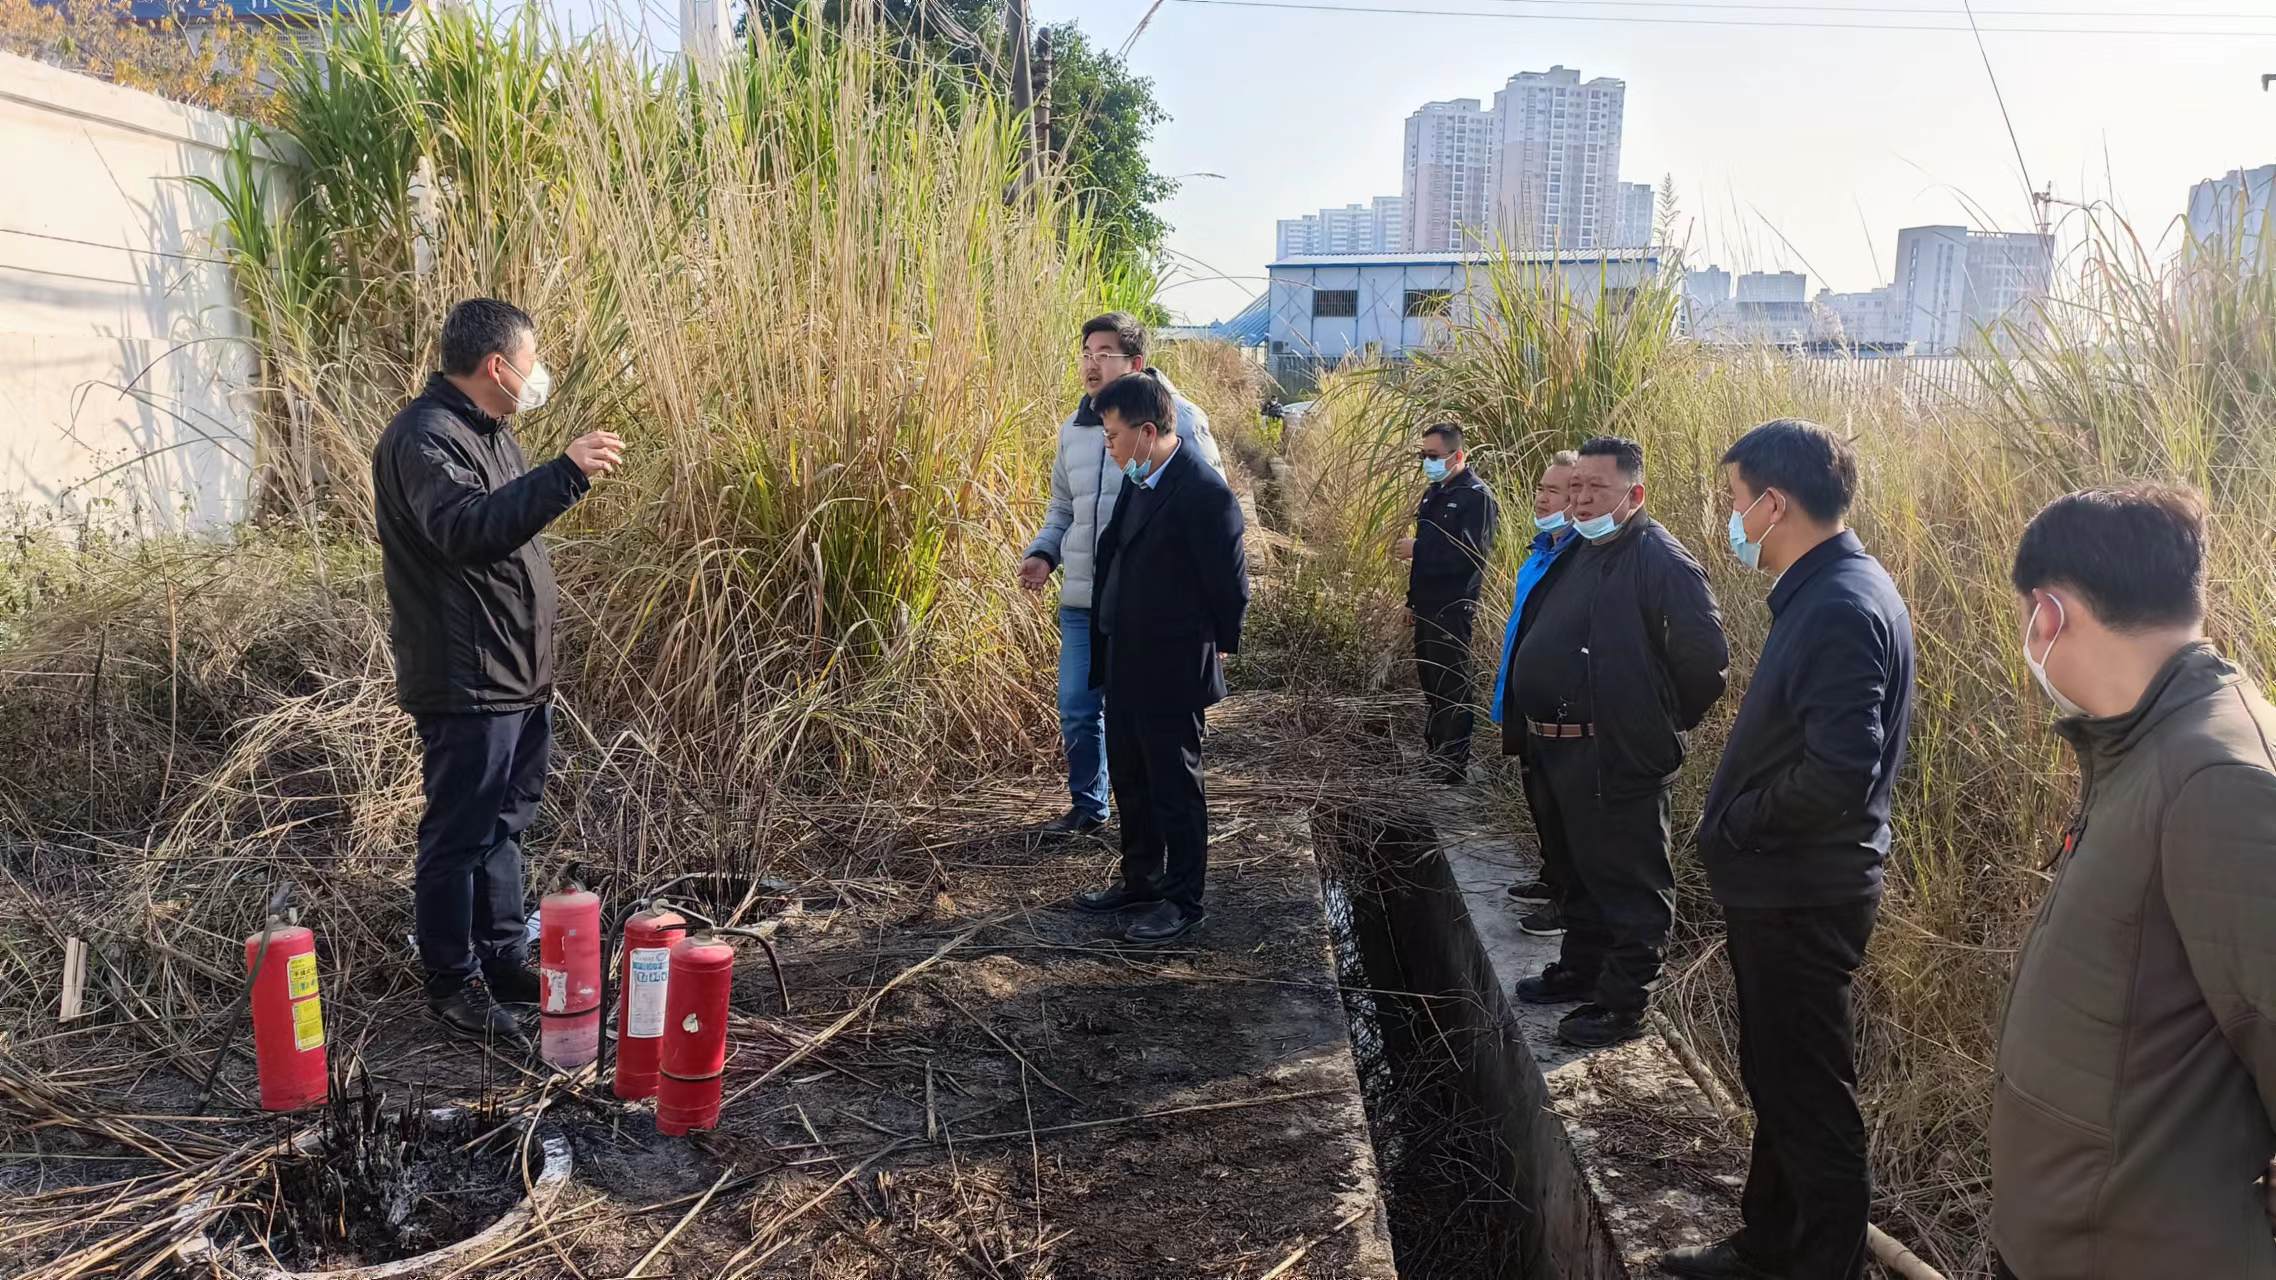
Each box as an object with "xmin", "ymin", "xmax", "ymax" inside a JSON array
[
  {"xmin": 1038, "ymin": 21, "xmax": 1173, "ymax": 277},
  {"xmin": 738, "ymin": 5, "xmax": 1175, "ymax": 281}
]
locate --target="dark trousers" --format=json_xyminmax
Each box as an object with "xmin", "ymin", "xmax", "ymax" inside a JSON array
[
  {"xmin": 1726, "ymin": 900, "xmax": 1879, "ymax": 1280},
  {"xmin": 413, "ymin": 706, "xmax": 550, "ymax": 997},
  {"xmin": 1105, "ymin": 702, "xmax": 1209, "ymax": 912},
  {"xmin": 1529, "ymin": 737, "xmax": 1672, "ymax": 1012},
  {"xmin": 1413, "ymin": 600, "xmax": 1478, "ymax": 776},
  {"xmin": 1516, "ymin": 746, "xmax": 1574, "ymax": 907}
]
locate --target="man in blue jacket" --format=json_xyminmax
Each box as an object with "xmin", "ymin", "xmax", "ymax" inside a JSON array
[
  {"xmin": 1666, "ymin": 419, "xmax": 1916, "ymax": 1280},
  {"xmin": 1493, "ymin": 449, "xmax": 1580, "ymax": 935}
]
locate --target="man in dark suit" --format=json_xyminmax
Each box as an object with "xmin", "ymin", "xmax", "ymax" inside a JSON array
[{"xmin": 1068, "ymin": 373, "xmax": 1249, "ymax": 945}]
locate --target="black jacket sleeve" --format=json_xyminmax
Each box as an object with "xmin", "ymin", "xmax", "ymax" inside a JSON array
[
  {"xmin": 1191, "ymin": 482, "xmax": 1250, "ymax": 655},
  {"xmin": 1412, "ymin": 484, "xmax": 1497, "ymax": 587},
  {"xmin": 1718, "ymin": 602, "xmax": 1892, "ymax": 853},
  {"xmin": 396, "ymin": 426, "xmax": 590, "ymax": 565},
  {"xmin": 1647, "ymin": 531, "xmax": 1730, "ymax": 731}
]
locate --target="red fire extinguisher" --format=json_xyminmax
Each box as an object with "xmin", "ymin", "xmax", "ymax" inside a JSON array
[
  {"xmin": 655, "ymin": 934, "xmax": 735, "ymax": 1136},
  {"xmin": 612, "ymin": 905, "xmax": 687, "ymax": 1100},
  {"xmin": 245, "ymin": 917, "xmax": 327, "ymax": 1111},
  {"xmin": 539, "ymin": 886, "xmax": 603, "ymax": 1070}
]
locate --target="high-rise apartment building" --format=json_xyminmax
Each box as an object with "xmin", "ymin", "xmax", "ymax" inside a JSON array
[
  {"xmin": 1892, "ymin": 225, "xmax": 2051, "ymax": 353},
  {"xmin": 1274, "ymin": 196, "xmax": 1407, "ymax": 258},
  {"xmin": 2186, "ymin": 164, "xmax": 2275, "ymax": 268},
  {"xmin": 1616, "ymin": 182, "xmax": 1655, "ymax": 249},
  {"xmin": 1490, "ymin": 67, "xmax": 1627, "ymax": 250},
  {"xmin": 1401, "ymin": 98, "xmax": 1497, "ymax": 252}
]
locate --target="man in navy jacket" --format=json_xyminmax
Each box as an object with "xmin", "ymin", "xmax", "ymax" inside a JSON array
[
  {"xmin": 1069, "ymin": 374, "xmax": 1249, "ymax": 945},
  {"xmin": 1667, "ymin": 419, "xmax": 1916, "ymax": 1280}
]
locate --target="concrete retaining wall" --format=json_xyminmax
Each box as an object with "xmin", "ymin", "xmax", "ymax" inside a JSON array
[{"xmin": 0, "ymin": 52, "xmax": 289, "ymax": 532}]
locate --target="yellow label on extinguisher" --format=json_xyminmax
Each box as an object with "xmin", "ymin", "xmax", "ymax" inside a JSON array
[
  {"xmin": 292, "ymin": 996, "xmax": 325, "ymax": 1052},
  {"xmin": 287, "ymin": 953, "xmax": 319, "ymax": 999}
]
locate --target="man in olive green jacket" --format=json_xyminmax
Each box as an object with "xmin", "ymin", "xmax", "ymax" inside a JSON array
[{"xmin": 1995, "ymin": 484, "xmax": 2276, "ymax": 1280}]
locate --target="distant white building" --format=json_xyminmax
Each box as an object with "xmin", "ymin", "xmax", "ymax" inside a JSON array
[
  {"xmin": 1736, "ymin": 271, "xmax": 1806, "ymax": 303},
  {"xmin": 2185, "ymin": 164, "xmax": 2275, "ymax": 268},
  {"xmin": 1812, "ymin": 285, "xmax": 1904, "ymax": 349},
  {"xmin": 1490, "ymin": 67, "xmax": 1627, "ymax": 251},
  {"xmin": 1893, "ymin": 225, "xmax": 2051, "ymax": 354},
  {"xmin": 1276, "ymin": 197, "xmax": 1407, "ymax": 258},
  {"xmin": 1401, "ymin": 98, "xmax": 1497, "ymax": 252},
  {"xmin": 1266, "ymin": 248, "xmax": 1664, "ymax": 374},
  {"xmin": 1616, "ymin": 182, "xmax": 1655, "ymax": 249}
]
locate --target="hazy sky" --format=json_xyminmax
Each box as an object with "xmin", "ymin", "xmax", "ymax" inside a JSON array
[{"xmin": 1028, "ymin": 0, "xmax": 2276, "ymax": 323}]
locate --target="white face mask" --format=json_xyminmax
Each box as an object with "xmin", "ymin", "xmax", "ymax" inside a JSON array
[
  {"xmin": 2024, "ymin": 596, "xmax": 2089, "ymax": 718},
  {"xmin": 497, "ymin": 355, "xmax": 553, "ymax": 414}
]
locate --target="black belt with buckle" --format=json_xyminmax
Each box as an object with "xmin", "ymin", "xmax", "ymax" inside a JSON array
[{"xmin": 1526, "ymin": 720, "xmax": 1595, "ymax": 739}]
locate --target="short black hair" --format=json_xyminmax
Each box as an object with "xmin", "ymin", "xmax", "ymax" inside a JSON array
[
  {"xmin": 1092, "ymin": 372, "xmax": 1173, "ymax": 432},
  {"xmin": 2011, "ymin": 484, "xmax": 2208, "ymax": 630},
  {"xmin": 1578, "ymin": 435, "xmax": 1644, "ymax": 481},
  {"xmin": 1080, "ymin": 312, "xmax": 1148, "ymax": 359},
  {"xmin": 1422, "ymin": 423, "xmax": 1465, "ymax": 453},
  {"xmin": 441, "ymin": 298, "xmax": 535, "ymax": 377},
  {"xmin": 1720, "ymin": 418, "xmax": 1858, "ymax": 522}
]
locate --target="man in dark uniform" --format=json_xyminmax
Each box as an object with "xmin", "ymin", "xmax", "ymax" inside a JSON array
[
  {"xmin": 1397, "ymin": 422, "xmax": 1500, "ymax": 784},
  {"xmin": 1510, "ymin": 436, "xmax": 1728, "ymax": 1048}
]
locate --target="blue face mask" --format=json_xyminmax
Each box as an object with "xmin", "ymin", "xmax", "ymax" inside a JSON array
[
  {"xmin": 1534, "ymin": 510, "xmax": 1568, "ymax": 533},
  {"xmin": 1421, "ymin": 456, "xmax": 1449, "ymax": 483},
  {"xmin": 1574, "ymin": 509, "xmax": 1623, "ymax": 542},
  {"xmin": 1727, "ymin": 491, "xmax": 1775, "ymax": 571},
  {"xmin": 1123, "ymin": 456, "xmax": 1151, "ymax": 483}
]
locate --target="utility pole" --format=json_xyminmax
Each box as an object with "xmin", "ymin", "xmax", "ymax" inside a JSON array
[
  {"xmin": 1033, "ymin": 27, "xmax": 1054, "ymax": 169},
  {"xmin": 1007, "ymin": 0, "xmax": 1038, "ymax": 194}
]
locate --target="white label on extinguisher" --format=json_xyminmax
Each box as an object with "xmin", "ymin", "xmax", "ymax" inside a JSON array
[
  {"xmin": 542, "ymin": 967, "xmax": 569, "ymax": 1013},
  {"xmin": 626, "ymin": 948, "xmax": 671, "ymax": 1038}
]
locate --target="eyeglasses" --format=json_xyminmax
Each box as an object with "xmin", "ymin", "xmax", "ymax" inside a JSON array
[
  {"xmin": 1080, "ymin": 351, "xmax": 1136, "ymax": 366},
  {"xmin": 1414, "ymin": 450, "xmax": 1450, "ymax": 461}
]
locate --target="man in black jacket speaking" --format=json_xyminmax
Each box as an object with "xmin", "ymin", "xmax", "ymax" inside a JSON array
[
  {"xmin": 1664, "ymin": 420, "xmax": 1915, "ymax": 1280},
  {"xmin": 1069, "ymin": 373, "xmax": 1249, "ymax": 946},
  {"xmin": 373, "ymin": 299, "xmax": 623, "ymax": 1045},
  {"xmin": 1511, "ymin": 436, "xmax": 1728, "ymax": 1048}
]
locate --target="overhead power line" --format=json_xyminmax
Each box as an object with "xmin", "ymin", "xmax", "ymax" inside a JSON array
[{"xmin": 1164, "ymin": 0, "xmax": 2276, "ymax": 36}]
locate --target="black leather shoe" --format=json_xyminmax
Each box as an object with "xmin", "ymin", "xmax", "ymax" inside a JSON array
[
  {"xmin": 429, "ymin": 978, "xmax": 530, "ymax": 1051},
  {"xmin": 1514, "ymin": 962, "xmax": 1594, "ymax": 1005},
  {"xmin": 1558, "ymin": 1002, "xmax": 1646, "ymax": 1048},
  {"xmin": 482, "ymin": 960, "xmax": 542, "ymax": 1006},
  {"xmin": 1504, "ymin": 879, "xmax": 1554, "ymax": 904},
  {"xmin": 1071, "ymin": 882, "xmax": 1162, "ymax": 914},
  {"xmin": 1124, "ymin": 902, "xmax": 1204, "ymax": 945},
  {"xmin": 1661, "ymin": 1239, "xmax": 1782, "ymax": 1279},
  {"xmin": 1038, "ymin": 809, "xmax": 1107, "ymax": 838}
]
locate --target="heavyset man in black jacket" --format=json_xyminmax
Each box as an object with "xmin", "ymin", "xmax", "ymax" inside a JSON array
[
  {"xmin": 373, "ymin": 299, "xmax": 622, "ymax": 1045},
  {"xmin": 1665, "ymin": 420, "xmax": 1916, "ymax": 1280},
  {"xmin": 1069, "ymin": 373, "xmax": 1249, "ymax": 946},
  {"xmin": 1399, "ymin": 422, "xmax": 1500, "ymax": 783},
  {"xmin": 1511, "ymin": 436, "xmax": 1729, "ymax": 1048}
]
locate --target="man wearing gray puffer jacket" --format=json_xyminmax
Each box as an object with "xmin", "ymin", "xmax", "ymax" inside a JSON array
[{"xmin": 1018, "ymin": 313, "xmax": 1222, "ymax": 835}]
